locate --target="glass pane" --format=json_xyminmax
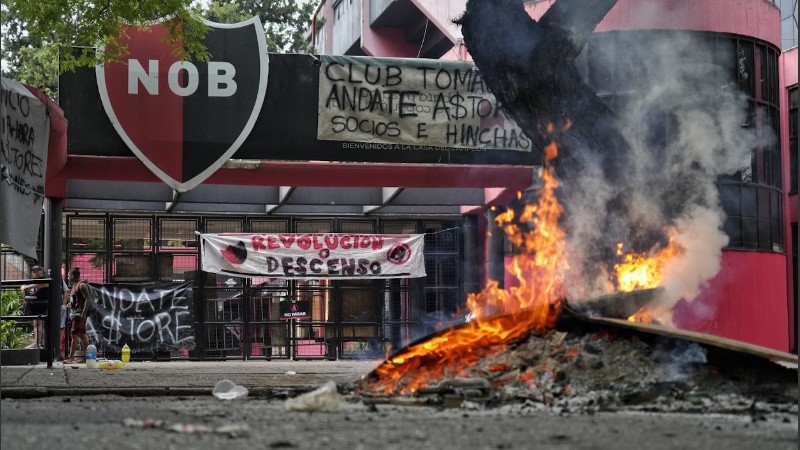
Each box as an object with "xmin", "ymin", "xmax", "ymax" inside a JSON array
[
  {"xmin": 295, "ymin": 220, "xmax": 332, "ymax": 233},
  {"xmin": 69, "ymin": 217, "xmax": 106, "ymax": 251},
  {"xmin": 719, "ymin": 184, "xmax": 740, "ymax": 216},
  {"xmin": 742, "ymin": 217, "xmax": 758, "ymax": 248},
  {"xmin": 424, "ymin": 222, "xmax": 458, "ymax": 252},
  {"xmin": 160, "ymin": 254, "xmax": 197, "ymax": 282},
  {"xmin": 113, "ymin": 218, "xmax": 152, "ymax": 251},
  {"xmin": 737, "ymin": 40, "xmax": 755, "ymax": 97},
  {"xmin": 112, "ymin": 254, "xmax": 151, "ymax": 282},
  {"xmin": 159, "ymin": 219, "xmax": 198, "ymax": 250},
  {"xmin": 250, "ymin": 220, "xmax": 288, "ymax": 233},
  {"xmin": 790, "ymin": 138, "xmax": 798, "ymax": 194},
  {"xmin": 383, "ymin": 221, "xmax": 417, "ymax": 234},
  {"xmin": 771, "ymin": 220, "xmax": 782, "ymax": 251},
  {"xmin": 723, "ymin": 217, "xmax": 741, "ymax": 247},
  {"xmin": 714, "ymin": 37, "xmax": 736, "ymax": 86},
  {"xmin": 339, "ymin": 220, "xmax": 375, "ymax": 233},
  {"xmin": 67, "ymin": 253, "xmax": 106, "ymax": 283},
  {"xmin": 758, "ymin": 218, "xmax": 771, "ymax": 250},
  {"xmin": 741, "ymin": 186, "xmax": 757, "ymax": 217},
  {"xmin": 757, "ymin": 188, "xmax": 770, "ymax": 218},
  {"xmin": 771, "ymin": 190, "xmax": 781, "ymax": 218},
  {"xmin": 205, "ymin": 220, "xmax": 242, "ymax": 234}
]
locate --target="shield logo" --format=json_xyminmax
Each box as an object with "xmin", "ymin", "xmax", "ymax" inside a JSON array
[{"xmin": 97, "ymin": 18, "xmax": 268, "ymax": 192}]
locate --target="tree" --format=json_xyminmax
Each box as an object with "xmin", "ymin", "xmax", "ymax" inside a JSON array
[
  {"xmin": 1, "ymin": 0, "xmax": 315, "ymax": 96},
  {"xmin": 206, "ymin": 1, "xmax": 315, "ymax": 53},
  {"xmin": 2, "ymin": 0, "xmax": 209, "ymax": 72}
]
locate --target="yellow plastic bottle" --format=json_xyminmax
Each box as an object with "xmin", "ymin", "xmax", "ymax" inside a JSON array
[{"xmin": 121, "ymin": 343, "xmax": 130, "ymax": 364}]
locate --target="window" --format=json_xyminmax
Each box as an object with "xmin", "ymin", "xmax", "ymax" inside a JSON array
[
  {"xmin": 67, "ymin": 217, "xmax": 107, "ymax": 282},
  {"xmin": 790, "ymin": 86, "xmax": 798, "ymax": 194},
  {"xmin": 159, "ymin": 218, "xmax": 199, "ymax": 282},
  {"xmin": 580, "ymin": 32, "xmax": 782, "ymax": 252},
  {"xmin": 422, "ymin": 221, "xmax": 460, "ymax": 323}
]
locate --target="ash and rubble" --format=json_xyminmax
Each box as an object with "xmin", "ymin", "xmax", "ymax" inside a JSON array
[{"xmin": 354, "ymin": 324, "xmax": 798, "ymax": 420}]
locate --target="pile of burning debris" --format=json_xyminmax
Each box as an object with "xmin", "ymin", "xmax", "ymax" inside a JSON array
[{"xmin": 356, "ymin": 300, "xmax": 798, "ymax": 417}]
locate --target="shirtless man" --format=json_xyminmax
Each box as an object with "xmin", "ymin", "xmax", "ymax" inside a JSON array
[{"xmin": 64, "ymin": 267, "xmax": 92, "ymax": 364}]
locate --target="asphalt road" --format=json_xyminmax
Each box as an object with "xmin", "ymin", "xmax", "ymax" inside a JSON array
[{"xmin": 1, "ymin": 394, "xmax": 797, "ymax": 450}]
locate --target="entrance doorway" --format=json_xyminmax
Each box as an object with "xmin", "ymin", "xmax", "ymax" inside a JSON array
[{"xmin": 62, "ymin": 213, "xmax": 462, "ymax": 360}]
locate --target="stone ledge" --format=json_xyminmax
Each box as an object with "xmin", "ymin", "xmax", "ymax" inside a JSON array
[{"xmin": 0, "ymin": 349, "xmax": 41, "ymax": 366}]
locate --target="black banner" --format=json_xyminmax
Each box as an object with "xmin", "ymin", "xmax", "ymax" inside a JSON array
[{"xmin": 86, "ymin": 282, "xmax": 195, "ymax": 353}]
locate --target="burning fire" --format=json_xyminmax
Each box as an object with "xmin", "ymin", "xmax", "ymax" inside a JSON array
[
  {"xmin": 367, "ymin": 139, "xmax": 569, "ymax": 394},
  {"xmin": 614, "ymin": 241, "xmax": 678, "ymax": 293},
  {"xmin": 366, "ymin": 133, "xmax": 683, "ymax": 394},
  {"xmin": 613, "ymin": 239, "xmax": 681, "ymax": 323}
]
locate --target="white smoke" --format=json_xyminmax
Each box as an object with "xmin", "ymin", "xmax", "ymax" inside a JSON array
[
  {"xmin": 657, "ymin": 206, "xmax": 728, "ymax": 309},
  {"xmin": 619, "ymin": 32, "xmax": 759, "ymax": 312},
  {"xmin": 564, "ymin": 27, "xmax": 767, "ymax": 314}
]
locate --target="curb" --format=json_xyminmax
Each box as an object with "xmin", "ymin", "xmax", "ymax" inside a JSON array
[{"xmin": 0, "ymin": 386, "xmax": 280, "ymax": 399}]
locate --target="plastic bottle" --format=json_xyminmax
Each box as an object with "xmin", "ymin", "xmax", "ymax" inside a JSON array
[
  {"xmin": 85, "ymin": 344, "xmax": 97, "ymax": 369},
  {"xmin": 121, "ymin": 343, "xmax": 130, "ymax": 364}
]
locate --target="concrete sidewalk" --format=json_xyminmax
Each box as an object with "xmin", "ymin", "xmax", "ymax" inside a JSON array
[{"xmin": 0, "ymin": 359, "xmax": 381, "ymax": 399}]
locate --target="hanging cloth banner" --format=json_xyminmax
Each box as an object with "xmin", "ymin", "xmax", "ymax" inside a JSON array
[
  {"xmin": 200, "ymin": 233, "xmax": 426, "ymax": 279},
  {"xmin": 317, "ymin": 55, "xmax": 532, "ymax": 152},
  {"xmin": 86, "ymin": 282, "xmax": 195, "ymax": 353},
  {"xmin": 0, "ymin": 77, "xmax": 50, "ymax": 258}
]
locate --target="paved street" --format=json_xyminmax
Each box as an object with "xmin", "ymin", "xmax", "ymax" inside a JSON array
[
  {"xmin": 0, "ymin": 359, "xmax": 380, "ymax": 398},
  {"xmin": 1, "ymin": 359, "xmax": 797, "ymax": 449}
]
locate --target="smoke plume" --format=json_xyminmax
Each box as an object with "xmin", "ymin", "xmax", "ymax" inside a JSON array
[{"xmin": 563, "ymin": 24, "xmax": 767, "ymax": 316}]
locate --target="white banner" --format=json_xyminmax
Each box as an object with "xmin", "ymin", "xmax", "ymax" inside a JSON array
[
  {"xmin": 200, "ymin": 233, "xmax": 426, "ymax": 279},
  {"xmin": 317, "ymin": 55, "xmax": 532, "ymax": 152},
  {"xmin": 0, "ymin": 78, "xmax": 50, "ymax": 258}
]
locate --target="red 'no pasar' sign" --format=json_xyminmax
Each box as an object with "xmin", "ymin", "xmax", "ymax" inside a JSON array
[{"xmin": 279, "ymin": 300, "xmax": 310, "ymax": 320}]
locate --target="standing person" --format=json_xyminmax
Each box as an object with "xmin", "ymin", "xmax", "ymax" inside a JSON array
[
  {"xmin": 64, "ymin": 268, "xmax": 92, "ymax": 364},
  {"xmin": 20, "ymin": 265, "xmax": 48, "ymax": 349},
  {"xmin": 59, "ymin": 275, "xmax": 70, "ymax": 360}
]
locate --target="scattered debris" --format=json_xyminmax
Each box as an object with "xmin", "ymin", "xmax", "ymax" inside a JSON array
[
  {"xmin": 358, "ymin": 321, "xmax": 798, "ymax": 417},
  {"xmin": 123, "ymin": 418, "xmax": 251, "ymax": 438},
  {"xmin": 212, "ymin": 379, "xmax": 249, "ymax": 400},
  {"xmin": 285, "ymin": 380, "xmax": 342, "ymax": 412},
  {"xmin": 212, "ymin": 423, "xmax": 252, "ymax": 438},
  {"xmin": 166, "ymin": 423, "xmax": 212, "ymax": 434},
  {"xmin": 97, "ymin": 360, "xmax": 126, "ymax": 370}
]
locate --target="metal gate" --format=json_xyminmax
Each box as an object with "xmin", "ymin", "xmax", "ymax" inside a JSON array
[{"xmin": 201, "ymin": 276, "xmax": 338, "ymax": 360}]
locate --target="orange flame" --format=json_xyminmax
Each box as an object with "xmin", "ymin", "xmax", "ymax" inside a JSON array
[
  {"xmin": 366, "ymin": 133, "xmax": 684, "ymax": 394},
  {"xmin": 614, "ymin": 239, "xmax": 679, "ymax": 293},
  {"xmin": 614, "ymin": 239, "xmax": 681, "ymax": 323},
  {"xmin": 368, "ymin": 144, "xmax": 568, "ymax": 394}
]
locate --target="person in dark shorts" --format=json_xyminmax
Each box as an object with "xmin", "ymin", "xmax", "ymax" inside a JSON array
[
  {"xmin": 64, "ymin": 267, "xmax": 92, "ymax": 364},
  {"xmin": 59, "ymin": 276, "xmax": 70, "ymax": 360},
  {"xmin": 20, "ymin": 265, "xmax": 49, "ymax": 349}
]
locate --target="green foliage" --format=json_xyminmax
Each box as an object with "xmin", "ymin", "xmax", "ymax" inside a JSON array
[
  {"xmin": 0, "ymin": 289, "xmax": 29, "ymax": 349},
  {"xmin": 2, "ymin": 0, "xmax": 210, "ymax": 74},
  {"xmin": 207, "ymin": 0, "xmax": 315, "ymax": 53},
  {"xmin": 2, "ymin": 0, "xmax": 315, "ymax": 97},
  {"xmin": 12, "ymin": 45, "xmax": 60, "ymax": 101}
]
